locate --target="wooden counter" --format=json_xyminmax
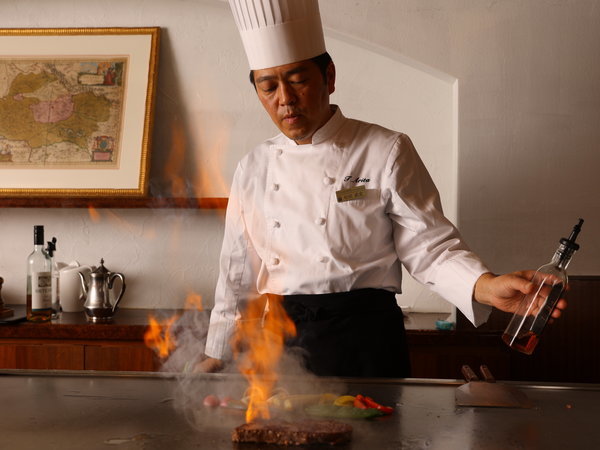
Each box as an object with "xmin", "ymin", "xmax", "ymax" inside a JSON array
[
  {"xmin": 0, "ymin": 306, "xmax": 153, "ymax": 340},
  {"xmin": 0, "ymin": 307, "xmax": 162, "ymax": 371}
]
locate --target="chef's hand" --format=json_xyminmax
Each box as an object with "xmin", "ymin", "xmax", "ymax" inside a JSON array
[
  {"xmin": 195, "ymin": 356, "xmax": 224, "ymax": 373},
  {"xmin": 474, "ymin": 271, "xmax": 567, "ymax": 319}
]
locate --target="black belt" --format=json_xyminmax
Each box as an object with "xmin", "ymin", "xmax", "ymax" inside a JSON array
[{"xmin": 283, "ymin": 288, "xmax": 398, "ymax": 321}]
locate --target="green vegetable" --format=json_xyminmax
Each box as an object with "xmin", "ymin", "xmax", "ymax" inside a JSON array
[{"xmin": 304, "ymin": 404, "xmax": 384, "ymax": 420}]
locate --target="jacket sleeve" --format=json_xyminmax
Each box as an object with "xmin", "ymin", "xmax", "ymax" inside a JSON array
[
  {"xmin": 384, "ymin": 134, "xmax": 492, "ymax": 326},
  {"xmin": 204, "ymin": 163, "xmax": 262, "ymax": 359}
]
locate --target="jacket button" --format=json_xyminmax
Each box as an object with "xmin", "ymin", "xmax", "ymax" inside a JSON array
[
  {"xmin": 272, "ymin": 183, "xmax": 280, "ymax": 191},
  {"xmin": 272, "ymin": 220, "xmax": 280, "ymax": 228},
  {"xmin": 323, "ymin": 176, "xmax": 334, "ymax": 185},
  {"xmin": 276, "ymin": 148, "xmax": 283, "ymax": 156},
  {"xmin": 271, "ymin": 257, "xmax": 280, "ymax": 266},
  {"xmin": 316, "ymin": 217, "xmax": 326, "ymax": 226}
]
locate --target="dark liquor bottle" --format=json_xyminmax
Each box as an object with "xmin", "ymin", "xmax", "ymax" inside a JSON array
[
  {"xmin": 45, "ymin": 237, "xmax": 60, "ymax": 319},
  {"xmin": 26, "ymin": 225, "xmax": 53, "ymax": 322},
  {"xmin": 502, "ymin": 219, "xmax": 583, "ymax": 354}
]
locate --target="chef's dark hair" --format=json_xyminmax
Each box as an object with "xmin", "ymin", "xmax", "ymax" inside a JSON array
[{"xmin": 249, "ymin": 52, "xmax": 333, "ymax": 87}]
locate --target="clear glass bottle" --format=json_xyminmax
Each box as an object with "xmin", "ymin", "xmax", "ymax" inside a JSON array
[
  {"xmin": 26, "ymin": 225, "xmax": 53, "ymax": 322},
  {"xmin": 502, "ymin": 219, "xmax": 584, "ymax": 354}
]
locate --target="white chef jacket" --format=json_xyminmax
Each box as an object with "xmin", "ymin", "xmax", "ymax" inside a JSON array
[{"xmin": 205, "ymin": 106, "xmax": 492, "ymax": 360}]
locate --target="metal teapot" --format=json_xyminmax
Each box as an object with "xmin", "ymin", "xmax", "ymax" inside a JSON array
[{"xmin": 79, "ymin": 259, "xmax": 126, "ymax": 323}]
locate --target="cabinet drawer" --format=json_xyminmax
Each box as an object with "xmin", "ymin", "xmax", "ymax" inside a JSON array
[
  {"xmin": 84, "ymin": 343, "xmax": 159, "ymax": 371},
  {"xmin": 0, "ymin": 341, "xmax": 84, "ymax": 370}
]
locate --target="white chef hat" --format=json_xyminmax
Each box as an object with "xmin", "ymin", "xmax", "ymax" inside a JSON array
[{"xmin": 228, "ymin": 0, "xmax": 326, "ymax": 70}]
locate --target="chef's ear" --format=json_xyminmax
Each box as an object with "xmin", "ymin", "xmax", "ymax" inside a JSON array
[{"xmin": 326, "ymin": 61, "xmax": 336, "ymax": 95}]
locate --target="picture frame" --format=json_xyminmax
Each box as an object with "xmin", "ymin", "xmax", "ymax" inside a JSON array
[{"xmin": 0, "ymin": 27, "xmax": 160, "ymax": 198}]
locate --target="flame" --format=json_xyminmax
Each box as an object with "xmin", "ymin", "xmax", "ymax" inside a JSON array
[
  {"xmin": 232, "ymin": 294, "xmax": 296, "ymax": 423},
  {"xmin": 185, "ymin": 292, "xmax": 203, "ymax": 311},
  {"xmin": 87, "ymin": 205, "xmax": 101, "ymax": 222},
  {"xmin": 144, "ymin": 292, "xmax": 203, "ymax": 362},
  {"xmin": 144, "ymin": 314, "xmax": 179, "ymax": 358},
  {"xmin": 195, "ymin": 122, "xmax": 231, "ymax": 198},
  {"xmin": 165, "ymin": 117, "xmax": 189, "ymax": 198},
  {"xmin": 163, "ymin": 109, "xmax": 231, "ymax": 199},
  {"xmin": 86, "ymin": 207, "xmax": 156, "ymax": 239}
]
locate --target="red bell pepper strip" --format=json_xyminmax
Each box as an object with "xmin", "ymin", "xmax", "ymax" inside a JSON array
[
  {"xmin": 362, "ymin": 396, "xmax": 394, "ymax": 415},
  {"xmin": 353, "ymin": 395, "xmax": 368, "ymax": 409}
]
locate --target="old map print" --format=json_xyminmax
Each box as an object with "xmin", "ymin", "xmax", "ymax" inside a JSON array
[{"xmin": 0, "ymin": 58, "xmax": 126, "ymax": 168}]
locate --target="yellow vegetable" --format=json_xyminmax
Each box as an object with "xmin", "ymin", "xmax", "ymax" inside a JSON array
[{"xmin": 334, "ymin": 395, "xmax": 356, "ymax": 407}]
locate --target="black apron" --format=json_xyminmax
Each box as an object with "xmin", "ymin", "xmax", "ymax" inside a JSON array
[{"xmin": 282, "ymin": 288, "xmax": 411, "ymax": 378}]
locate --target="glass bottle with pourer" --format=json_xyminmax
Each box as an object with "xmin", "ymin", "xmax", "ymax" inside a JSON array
[
  {"xmin": 502, "ymin": 218, "xmax": 584, "ymax": 354},
  {"xmin": 45, "ymin": 237, "xmax": 60, "ymax": 319}
]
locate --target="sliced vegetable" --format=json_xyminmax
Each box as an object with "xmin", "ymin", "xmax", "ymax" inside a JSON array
[
  {"xmin": 240, "ymin": 386, "xmax": 263, "ymax": 405},
  {"xmin": 361, "ymin": 396, "xmax": 394, "ymax": 415},
  {"xmin": 267, "ymin": 391, "xmax": 288, "ymax": 408},
  {"xmin": 305, "ymin": 404, "xmax": 384, "ymax": 420},
  {"xmin": 283, "ymin": 394, "xmax": 330, "ymax": 411},
  {"xmin": 334, "ymin": 395, "xmax": 356, "ymax": 407},
  {"xmin": 202, "ymin": 394, "xmax": 220, "ymax": 407},
  {"xmin": 266, "ymin": 393, "xmax": 339, "ymax": 411},
  {"xmin": 353, "ymin": 395, "xmax": 368, "ymax": 409},
  {"xmin": 220, "ymin": 396, "xmax": 247, "ymax": 410}
]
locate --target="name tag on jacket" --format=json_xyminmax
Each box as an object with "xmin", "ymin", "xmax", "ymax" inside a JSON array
[{"xmin": 336, "ymin": 185, "xmax": 367, "ymax": 203}]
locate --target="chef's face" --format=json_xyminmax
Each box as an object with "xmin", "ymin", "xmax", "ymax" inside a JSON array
[{"xmin": 253, "ymin": 59, "xmax": 336, "ymax": 145}]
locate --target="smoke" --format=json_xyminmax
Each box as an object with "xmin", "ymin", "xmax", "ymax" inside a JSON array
[
  {"xmin": 154, "ymin": 309, "xmax": 211, "ymax": 374},
  {"xmin": 150, "ymin": 308, "xmax": 349, "ymax": 432}
]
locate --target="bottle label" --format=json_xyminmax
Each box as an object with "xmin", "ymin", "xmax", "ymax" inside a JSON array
[{"xmin": 32, "ymin": 271, "xmax": 52, "ymax": 310}]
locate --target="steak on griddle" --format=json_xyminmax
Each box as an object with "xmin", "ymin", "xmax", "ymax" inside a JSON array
[{"xmin": 232, "ymin": 419, "xmax": 352, "ymax": 446}]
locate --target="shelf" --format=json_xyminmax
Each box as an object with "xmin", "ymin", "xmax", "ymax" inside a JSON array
[{"xmin": 0, "ymin": 197, "xmax": 228, "ymax": 209}]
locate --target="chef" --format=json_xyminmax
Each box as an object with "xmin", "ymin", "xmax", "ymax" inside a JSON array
[{"xmin": 199, "ymin": 0, "xmax": 566, "ymax": 377}]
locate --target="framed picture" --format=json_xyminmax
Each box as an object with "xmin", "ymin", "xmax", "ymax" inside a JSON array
[{"xmin": 0, "ymin": 27, "xmax": 160, "ymax": 198}]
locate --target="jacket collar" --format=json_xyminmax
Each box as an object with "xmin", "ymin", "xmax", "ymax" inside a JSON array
[{"xmin": 281, "ymin": 105, "xmax": 345, "ymax": 146}]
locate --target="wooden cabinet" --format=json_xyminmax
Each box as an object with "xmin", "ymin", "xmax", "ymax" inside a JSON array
[
  {"xmin": 407, "ymin": 331, "xmax": 511, "ymax": 380},
  {"xmin": 0, "ymin": 308, "xmax": 161, "ymax": 371},
  {"xmin": 0, "ymin": 340, "xmax": 157, "ymax": 371},
  {"xmin": 84, "ymin": 342, "xmax": 157, "ymax": 371},
  {"xmin": 0, "ymin": 340, "xmax": 84, "ymax": 370}
]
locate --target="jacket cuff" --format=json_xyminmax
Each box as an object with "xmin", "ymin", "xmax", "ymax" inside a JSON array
[
  {"xmin": 429, "ymin": 254, "xmax": 492, "ymax": 326},
  {"xmin": 204, "ymin": 314, "xmax": 236, "ymax": 360}
]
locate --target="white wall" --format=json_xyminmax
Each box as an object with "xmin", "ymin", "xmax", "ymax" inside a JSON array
[
  {"xmin": 0, "ymin": 0, "xmax": 598, "ymax": 312},
  {"xmin": 320, "ymin": 0, "xmax": 600, "ymax": 275}
]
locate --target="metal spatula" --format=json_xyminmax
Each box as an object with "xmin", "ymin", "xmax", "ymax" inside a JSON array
[{"xmin": 455, "ymin": 365, "xmax": 533, "ymax": 408}]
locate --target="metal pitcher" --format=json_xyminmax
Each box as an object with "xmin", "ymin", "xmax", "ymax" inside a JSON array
[{"xmin": 79, "ymin": 259, "xmax": 126, "ymax": 323}]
